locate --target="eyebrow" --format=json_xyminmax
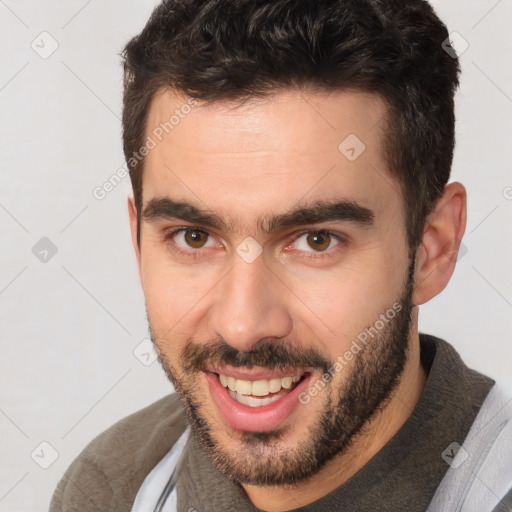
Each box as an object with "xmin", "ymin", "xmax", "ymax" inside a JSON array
[{"xmin": 142, "ymin": 196, "xmax": 375, "ymax": 234}]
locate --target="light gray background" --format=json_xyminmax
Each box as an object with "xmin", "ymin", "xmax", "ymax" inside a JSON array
[{"xmin": 1, "ymin": 1, "xmax": 511, "ymax": 510}]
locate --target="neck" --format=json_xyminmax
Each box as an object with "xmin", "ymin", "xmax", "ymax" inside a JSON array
[{"xmin": 242, "ymin": 327, "xmax": 427, "ymax": 512}]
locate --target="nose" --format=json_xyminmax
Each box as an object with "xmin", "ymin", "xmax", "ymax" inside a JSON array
[{"xmin": 207, "ymin": 254, "xmax": 293, "ymax": 352}]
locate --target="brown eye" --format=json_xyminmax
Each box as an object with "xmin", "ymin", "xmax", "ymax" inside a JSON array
[
  {"xmin": 306, "ymin": 231, "xmax": 331, "ymax": 251},
  {"xmin": 183, "ymin": 229, "xmax": 209, "ymax": 248},
  {"xmin": 165, "ymin": 227, "xmax": 218, "ymax": 255}
]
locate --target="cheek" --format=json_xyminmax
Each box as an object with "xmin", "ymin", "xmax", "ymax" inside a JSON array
[
  {"xmin": 140, "ymin": 250, "xmax": 197, "ymax": 334},
  {"xmin": 288, "ymin": 254, "xmax": 406, "ymax": 357},
  {"xmin": 140, "ymin": 248, "xmax": 224, "ymax": 343}
]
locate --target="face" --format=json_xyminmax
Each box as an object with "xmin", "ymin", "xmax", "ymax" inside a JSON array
[{"xmin": 133, "ymin": 88, "xmax": 414, "ymax": 485}]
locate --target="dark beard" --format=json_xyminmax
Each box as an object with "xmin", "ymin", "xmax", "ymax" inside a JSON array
[{"xmin": 151, "ymin": 259, "xmax": 415, "ymax": 486}]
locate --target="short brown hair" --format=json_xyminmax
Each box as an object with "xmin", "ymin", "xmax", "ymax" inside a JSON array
[{"xmin": 121, "ymin": 0, "xmax": 460, "ymax": 248}]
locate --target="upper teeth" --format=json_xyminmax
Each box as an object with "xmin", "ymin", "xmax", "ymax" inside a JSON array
[{"xmin": 219, "ymin": 374, "xmax": 301, "ymax": 396}]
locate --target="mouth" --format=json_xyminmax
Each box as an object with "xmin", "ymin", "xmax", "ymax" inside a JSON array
[
  {"xmin": 220, "ymin": 372, "xmax": 303, "ymax": 406},
  {"xmin": 203, "ymin": 367, "xmax": 313, "ymax": 433}
]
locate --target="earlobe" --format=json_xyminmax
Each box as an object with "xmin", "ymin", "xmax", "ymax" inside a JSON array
[
  {"xmin": 412, "ymin": 182, "xmax": 467, "ymax": 305},
  {"xmin": 127, "ymin": 194, "xmax": 142, "ymax": 279}
]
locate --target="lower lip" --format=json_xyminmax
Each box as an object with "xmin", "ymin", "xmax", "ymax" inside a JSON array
[{"xmin": 204, "ymin": 371, "xmax": 313, "ymax": 433}]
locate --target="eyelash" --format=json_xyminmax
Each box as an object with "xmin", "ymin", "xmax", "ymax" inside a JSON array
[{"xmin": 163, "ymin": 227, "xmax": 347, "ymax": 259}]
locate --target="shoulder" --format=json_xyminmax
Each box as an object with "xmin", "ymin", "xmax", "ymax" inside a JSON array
[{"xmin": 50, "ymin": 393, "xmax": 187, "ymax": 512}]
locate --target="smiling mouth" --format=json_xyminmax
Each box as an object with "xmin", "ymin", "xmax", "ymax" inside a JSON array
[
  {"xmin": 215, "ymin": 372, "xmax": 308, "ymax": 407},
  {"xmin": 204, "ymin": 368, "xmax": 314, "ymax": 432}
]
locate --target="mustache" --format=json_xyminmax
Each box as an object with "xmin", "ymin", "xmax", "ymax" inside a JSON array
[{"xmin": 181, "ymin": 337, "xmax": 333, "ymax": 375}]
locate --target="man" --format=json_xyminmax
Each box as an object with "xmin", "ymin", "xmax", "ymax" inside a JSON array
[{"xmin": 50, "ymin": 0, "xmax": 512, "ymax": 510}]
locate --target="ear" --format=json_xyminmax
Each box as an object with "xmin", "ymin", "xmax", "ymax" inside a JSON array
[
  {"xmin": 127, "ymin": 193, "xmax": 142, "ymax": 282},
  {"xmin": 413, "ymin": 182, "xmax": 467, "ymax": 306}
]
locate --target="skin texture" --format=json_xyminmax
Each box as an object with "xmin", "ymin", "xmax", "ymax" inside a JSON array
[{"xmin": 128, "ymin": 88, "xmax": 466, "ymax": 511}]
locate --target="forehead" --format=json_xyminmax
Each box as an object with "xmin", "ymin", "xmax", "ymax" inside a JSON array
[
  {"xmin": 142, "ymin": 87, "xmax": 399, "ymax": 226},
  {"xmin": 146, "ymin": 87, "xmax": 386, "ymax": 153}
]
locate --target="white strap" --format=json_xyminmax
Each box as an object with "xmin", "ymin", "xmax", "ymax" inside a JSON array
[
  {"xmin": 427, "ymin": 383, "xmax": 512, "ymax": 511},
  {"xmin": 131, "ymin": 428, "xmax": 190, "ymax": 512}
]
